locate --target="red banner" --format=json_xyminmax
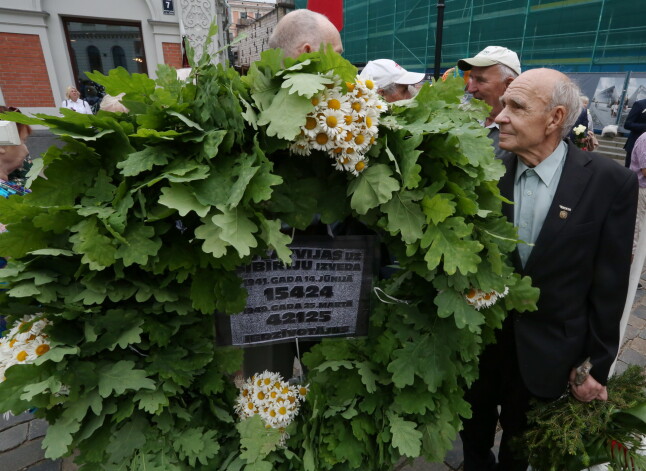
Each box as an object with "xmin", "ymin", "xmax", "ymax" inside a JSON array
[{"xmin": 307, "ymin": 0, "xmax": 344, "ymax": 31}]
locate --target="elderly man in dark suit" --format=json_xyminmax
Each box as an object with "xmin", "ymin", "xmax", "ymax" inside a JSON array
[
  {"xmin": 624, "ymin": 98, "xmax": 646, "ymax": 167},
  {"xmin": 460, "ymin": 68, "xmax": 638, "ymax": 471}
]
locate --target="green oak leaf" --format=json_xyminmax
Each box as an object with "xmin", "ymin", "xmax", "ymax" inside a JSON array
[
  {"xmin": 211, "ymin": 207, "xmax": 258, "ymax": 257},
  {"xmin": 97, "ymin": 360, "xmax": 156, "ymax": 397},
  {"xmin": 257, "ymin": 87, "xmax": 313, "ymax": 140},
  {"xmin": 382, "ymin": 192, "xmax": 425, "ymax": 244},
  {"xmin": 281, "ymin": 73, "xmax": 333, "ymax": 98},
  {"xmin": 388, "ymin": 411, "xmax": 423, "ymax": 457},
  {"xmin": 421, "ymin": 217, "xmax": 483, "ymax": 275},
  {"xmin": 159, "ymin": 183, "xmax": 210, "ymax": 217},
  {"xmin": 117, "ymin": 146, "xmax": 171, "ymax": 177},
  {"xmin": 348, "ymin": 164, "xmax": 400, "ymax": 215}
]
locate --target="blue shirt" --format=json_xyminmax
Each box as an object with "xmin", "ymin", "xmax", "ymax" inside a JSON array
[{"xmin": 514, "ymin": 141, "xmax": 567, "ymax": 266}]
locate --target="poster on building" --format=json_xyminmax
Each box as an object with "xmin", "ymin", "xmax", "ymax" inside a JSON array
[
  {"xmin": 216, "ymin": 235, "xmax": 379, "ymax": 346},
  {"xmin": 620, "ymin": 76, "xmax": 646, "ymax": 126},
  {"xmin": 589, "ymin": 76, "xmax": 626, "ymax": 130}
]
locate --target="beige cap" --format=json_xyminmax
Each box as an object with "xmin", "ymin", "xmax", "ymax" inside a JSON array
[{"xmin": 457, "ymin": 46, "xmax": 521, "ymax": 76}]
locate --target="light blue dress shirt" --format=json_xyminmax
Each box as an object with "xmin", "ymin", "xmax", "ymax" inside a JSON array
[{"xmin": 514, "ymin": 141, "xmax": 567, "ymax": 266}]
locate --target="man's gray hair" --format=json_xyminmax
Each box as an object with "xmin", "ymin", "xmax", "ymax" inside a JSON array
[
  {"xmin": 549, "ymin": 77, "xmax": 582, "ymax": 138},
  {"xmin": 495, "ymin": 63, "xmax": 519, "ymax": 81},
  {"xmin": 268, "ymin": 10, "xmax": 331, "ymax": 58}
]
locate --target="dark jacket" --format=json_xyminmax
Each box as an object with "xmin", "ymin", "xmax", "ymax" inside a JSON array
[{"xmin": 499, "ymin": 141, "xmax": 637, "ymax": 397}]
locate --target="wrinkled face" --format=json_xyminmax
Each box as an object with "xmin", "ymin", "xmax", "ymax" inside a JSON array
[
  {"xmin": 381, "ymin": 84, "xmax": 412, "ymax": 102},
  {"xmin": 495, "ymin": 75, "xmax": 552, "ymax": 155},
  {"xmin": 466, "ymin": 65, "xmax": 510, "ymax": 118},
  {"xmin": 69, "ymin": 88, "xmax": 80, "ymax": 100}
]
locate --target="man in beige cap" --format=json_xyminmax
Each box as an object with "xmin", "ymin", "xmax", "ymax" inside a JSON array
[
  {"xmin": 359, "ymin": 59, "xmax": 425, "ymax": 102},
  {"xmin": 268, "ymin": 9, "xmax": 343, "ymax": 59},
  {"xmin": 458, "ymin": 46, "xmax": 521, "ymax": 158}
]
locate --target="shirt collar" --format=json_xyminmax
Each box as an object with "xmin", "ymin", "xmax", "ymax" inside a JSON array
[
  {"xmin": 486, "ymin": 121, "xmax": 499, "ymax": 130},
  {"xmin": 515, "ymin": 140, "xmax": 567, "ymax": 186}
]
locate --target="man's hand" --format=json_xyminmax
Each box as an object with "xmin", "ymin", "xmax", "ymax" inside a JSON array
[{"xmin": 569, "ymin": 368, "xmax": 608, "ymax": 402}]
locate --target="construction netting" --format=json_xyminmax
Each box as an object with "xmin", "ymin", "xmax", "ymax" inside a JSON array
[{"xmin": 295, "ymin": 0, "xmax": 646, "ymax": 75}]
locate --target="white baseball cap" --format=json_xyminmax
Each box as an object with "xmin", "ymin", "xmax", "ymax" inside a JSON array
[
  {"xmin": 359, "ymin": 59, "xmax": 425, "ymax": 89},
  {"xmin": 457, "ymin": 46, "xmax": 521, "ymax": 76}
]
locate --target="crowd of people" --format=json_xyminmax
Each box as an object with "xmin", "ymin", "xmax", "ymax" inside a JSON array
[{"xmin": 1, "ymin": 8, "xmax": 645, "ymax": 471}]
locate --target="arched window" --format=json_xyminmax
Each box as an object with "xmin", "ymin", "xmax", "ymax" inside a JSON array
[
  {"xmin": 112, "ymin": 46, "xmax": 127, "ymax": 70},
  {"xmin": 87, "ymin": 45, "xmax": 103, "ymax": 74}
]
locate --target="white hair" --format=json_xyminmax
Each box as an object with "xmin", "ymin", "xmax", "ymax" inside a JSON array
[{"xmin": 549, "ymin": 78, "xmax": 582, "ymax": 138}]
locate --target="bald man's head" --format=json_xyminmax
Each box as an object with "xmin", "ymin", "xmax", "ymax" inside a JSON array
[{"xmin": 268, "ymin": 9, "xmax": 343, "ymax": 59}]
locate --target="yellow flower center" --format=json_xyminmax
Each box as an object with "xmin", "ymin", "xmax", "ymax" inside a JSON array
[
  {"xmin": 370, "ymin": 136, "xmax": 375, "ymax": 145},
  {"xmin": 346, "ymin": 147, "xmax": 355, "ymax": 155},
  {"xmin": 326, "ymin": 115, "xmax": 338, "ymax": 128},
  {"xmin": 351, "ymin": 102, "xmax": 362, "ymax": 112},
  {"xmin": 354, "ymin": 134, "xmax": 365, "ymax": 145},
  {"xmin": 365, "ymin": 79, "xmax": 374, "ymax": 90},
  {"xmin": 282, "ymin": 387, "xmax": 289, "ymax": 394},
  {"xmin": 466, "ymin": 289, "xmax": 477, "ymax": 299},
  {"xmin": 271, "ymin": 391, "xmax": 278, "ymax": 398},
  {"xmin": 257, "ymin": 391, "xmax": 265, "ymax": 400},
  {"xmin": 334, "ymin": 147, "xmax": 344, "ymax": 154},
  {"xmin": 299, "ymin": 387, "xmax": 308, "ymax": 396},
  {"xmin": 366, "ymin": 116, "xmax": 373, "ymax": 128},
  {"xmin": 344, "ymin": 132, "xmax": 354, "ymax": 142},
  {"xmin": 305, "ymin": 117, "xmax": 317, "ymax": 130},
  {"xmin": 342, "ymin": 157, "xmax": 350, "ymax": 164},
  {"xmin": 263, "ymin": 378, "xmax": 271, "ymax": 385},
  {"xmin": 279, "ymin": 406, "xmax": 287, "ymax": 415},
  {"xmin": 288, "ymin": 396, "xmax": 296, "ymax": 404},
  {"xmin": 328, "ymin": 99, "xmax": 341, "ymax": 110},
  {"xmin": 9, "ymin": 339, "xmax": 16, "ymax": 348},
  {"xmin": 356, "ymin": 89, "xmax": 364, "ymax": 98},
  {"xmin": 35, "ymin": 344, "xmax": 50, "ymax": 356},
  {"xmin": 242, "ymin": 389, "xmax": 249, "ymax": 397},
  {"xmin": 316, "ymin": 133, "xmax": 329, "ymax": 145},
  {"xmin": 270, "ymin": 410, "xmax": 276, "ymax": 417},
  {"xmin": 247, "ymin": 402, "xmax": 254, "ymax": 410},
  {"xmin": 16, "ymin": 351, "xmax": 28, "ymax": 362},
  {"xmin": 311, "ymin": 97, "xmax": 320, "ymax": 106},
  {"xmin": 355, "ymin": 161, "xmax": 366, "ymax": 172},
  {"xmin": 346, "ymin": 82, "xmax": 355, "ymax": 92},
  {"xmin": 344, "ymin": 115, "xmax": 353, "ymax": 125}
]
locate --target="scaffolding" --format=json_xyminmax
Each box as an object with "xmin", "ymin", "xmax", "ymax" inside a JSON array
[{"xmin": 296, "ymin": 0, "xmax": 646, "ymax": 74}]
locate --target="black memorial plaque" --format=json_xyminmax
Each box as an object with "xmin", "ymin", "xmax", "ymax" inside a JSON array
[{"xmin": 216, "ymin": 235, "xmax": 378, "ymax": 346}]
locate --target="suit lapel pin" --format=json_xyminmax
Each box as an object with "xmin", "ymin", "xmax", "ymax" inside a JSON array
[{"xmin": 559, "ymin": 204, "xmax": 571, "ymax": 220}]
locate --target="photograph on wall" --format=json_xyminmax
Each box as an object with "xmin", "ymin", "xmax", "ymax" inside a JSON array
[
  {"xmin": 619, "ymin": 76, "xmax": 646, "ymax": 127},
  {"xmin": 589, "ymin": 76, "xmax": 626, "ymax": 130}
]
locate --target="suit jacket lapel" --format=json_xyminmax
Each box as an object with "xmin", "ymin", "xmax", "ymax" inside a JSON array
[{"xmin": 523, "ymin": 143, "xmax": 592, "ymax": 273}]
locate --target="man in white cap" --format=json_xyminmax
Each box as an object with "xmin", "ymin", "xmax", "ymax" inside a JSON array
[
  {"xmin": 458, "ymin": 46, "xmax": 521, "ymax": 158},
  {"xmin": 359, "ymin": 59, "xmax": 425, "ymax": 102}
]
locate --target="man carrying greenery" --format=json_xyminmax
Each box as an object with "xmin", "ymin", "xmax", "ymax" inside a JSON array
[{"xmin": 268, "ymin": 9, "xmax": 343, "ymax": 59}]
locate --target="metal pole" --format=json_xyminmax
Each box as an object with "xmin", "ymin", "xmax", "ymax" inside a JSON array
[{"xmin": 433, "ymin": 0, "xmax": 445, "ymax": 81}]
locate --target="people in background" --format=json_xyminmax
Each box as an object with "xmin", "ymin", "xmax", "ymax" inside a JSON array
[
  {"xmin": 61, "ymin": 86, "xmax": 93, "ymax": 114},
  {"xmin": 359, "ymin": 59, "xmax": 424, "ymax": 102},
  {"xmin": 624, "ymin": 97, "xmax": 646, "ymax": 167},
  {"xmin": 457, "ymin": 46, "xmax": 521, "ymax": 159}
]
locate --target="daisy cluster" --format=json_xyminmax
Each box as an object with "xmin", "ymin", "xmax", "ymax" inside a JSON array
[
  {"xmin": 234, "ymin": 370, "xmax": 308, "ymax": 430},
  {"xmin": 0, "ymin": 315, "xmax": 51, "ymax": 381},
  {"xmin": 290, "ymin": 75, "xmax": 387, "ymax": 176},
  {"xmin": 464, "ymin": 287, "xmax": 509, "ymax": 310}
]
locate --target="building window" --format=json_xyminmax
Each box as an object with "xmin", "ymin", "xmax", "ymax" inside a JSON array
[
  {"xmin": 86, "ymin": 46, "xmax": 103, "ymax": 74},
  {"xmin": 63, "ymin": 17, "xmax": 147, "ymax": 92},
  {"xmin": 112, "ymin": 46, "xmax": 127, "ymax": 70}
]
